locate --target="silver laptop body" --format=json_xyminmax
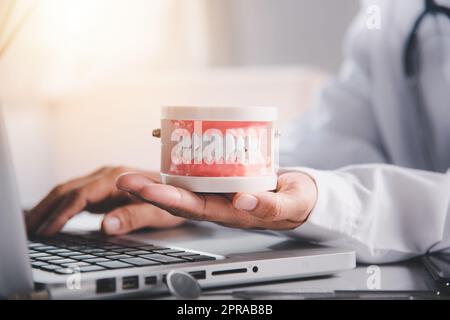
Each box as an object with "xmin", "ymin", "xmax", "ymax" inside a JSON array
[{"xmin": 0, "ymin": 107, "xmax": 355, "ymax": 299}]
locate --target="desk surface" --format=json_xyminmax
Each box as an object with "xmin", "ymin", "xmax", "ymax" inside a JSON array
[
  {"xmin": 201, "ymin": 259, "xmax": 436, "ymax": 298},
  {"xmin": 63, "ymin": 213, "xmax": 445, "ymax": 300},
  {"xmin": 157, "ymin": 255, "xmax": 450, "ymax": 300},
  {"xmin": 155, "ymin": 256, "xmax": 446, "ymax": 300}
]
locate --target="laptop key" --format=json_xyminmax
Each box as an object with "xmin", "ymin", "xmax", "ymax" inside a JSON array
[
  {"xmin": 91, "ymin": 251, "xmax": 118, "ymax": 257},
  {"xmin": 151, "ymin": 249, "xmax": 185, "ymax": 254},
  {"xmin": 40, "ymin": 265, "xmax": 61, "ymax": 272},
  {"xmin": 61, "ymin": 262, "xmax": 90, "ymax": 267},
  {"xmin": 139, "ymin": 254, "xmax": 188, "ymax": 264},
  {"xmin": 168, "ymin": 252, "xmax": 200, "ymax": 257},
  {"xmin": 70, "ymin": 254, "xmax": 97, "ymax": 260},
  {"xmin": 126, "ymin": 251, "xmax": 151, "ymax": 256},
  {"xmin": 29, "ymin": 252, "xmax": 50, "ymax": 258},
  {"xmin": 84, "ymin": 258, "xmax": 111, "ymax": 263},
  {"xmin": 31, "ymin": 261, "xmax": 49, "ymax": 268},
  {"xmin": 80, "ymin": 248, "xmax": 105, "ymax": 254},
  {"xmin": 183, "ymin": 255, "xmax": 216, "ymax": 262},
  {"xmin": 47, "ymin": 249, "xmax": 71, "ymax": 254},
  {"xmin": 36, "ymin": 255, "xmax": 63, "ymax": 261},
  {"xmin": 34, "ymin": 245, "xmax": 59, "ymax": 251},
  {"xmin": 51, "ymin": 259, "xmax": 77, "ymax": 265},
  {"xmin": 111, "ymin": 248, "xmax": 136, "ymax": 253},
  {"xmin": 54, "ymin": 268, "xmax": 75, "ymax": 274},
  {"xmin": 100, "ymin": 245, "xmax": 123, "ymax": 250},
  {"xmin": 138, "ymin": 246, "xmax": 167, "ymax": 251},
  {"xmin": 64, "ymin": 246, "xmax": 89, "ymax": 251},
  {"xmin": 106, "ymin": 254, "xmax": 132, "ymax": 260},
  {"xmin": 58, "ymin": 251, "xmax": 84, "ymax": 257},
  {"xmin": 120, "ymin": 258, "xmax": 162, "ymax": 266},
  {"xmin": 96, "ymin": 261, "xmax": 133, "ymax": 269},
  {"xmin": 79, "ymin": 265, "xmax": 106, "ymax": 273}
]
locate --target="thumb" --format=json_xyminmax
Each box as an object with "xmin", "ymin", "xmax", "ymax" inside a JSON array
[
  {"xmin": 232, "ymin": 172, "xmax": 317, "ymax": 223},
  {"xmin": 101, "ymin": 203, "xmax": 184, "ymax": 235}
]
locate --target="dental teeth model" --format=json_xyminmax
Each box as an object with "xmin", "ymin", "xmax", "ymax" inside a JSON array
[{"xmin": 155, "ymin": 106, "xmax": 279, "ymax": 193}]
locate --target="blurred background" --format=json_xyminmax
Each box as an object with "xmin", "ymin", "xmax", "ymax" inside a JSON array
[{"xmin": 0, "ymin": 0, "xmax": 359, "ymax": 206}]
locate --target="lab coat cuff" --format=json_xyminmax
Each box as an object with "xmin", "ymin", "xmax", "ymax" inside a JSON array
[{"xmin": 278, "ymin": 167, "xmax": 357, "ymax": 242}]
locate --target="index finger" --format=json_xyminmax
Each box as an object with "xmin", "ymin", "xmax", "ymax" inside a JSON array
[{"xmin": 26, "ymin": 174, "xmax": 98, "ymax": 233}]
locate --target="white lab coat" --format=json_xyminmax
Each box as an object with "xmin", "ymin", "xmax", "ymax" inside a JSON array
[{"xmin": 280, "ymin": 0, "xmax": 450, "ymax": 263}]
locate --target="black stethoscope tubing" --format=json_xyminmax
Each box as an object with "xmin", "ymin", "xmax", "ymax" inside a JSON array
[{"xmin": 403, "ymin": 0, "xmax": 450, "ymax": 171}]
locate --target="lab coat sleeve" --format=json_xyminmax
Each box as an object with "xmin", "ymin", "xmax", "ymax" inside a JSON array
[
  {"xmin": 279, "ymin": 3, "xmax": 450, "ymax": 263},
  {"xmin": 281, "ymin": 165, "xmax": 450, "ymax": 264},
  {"xmin": 280, "ymin": 3, "xmax": 387, "ymax": 169}
]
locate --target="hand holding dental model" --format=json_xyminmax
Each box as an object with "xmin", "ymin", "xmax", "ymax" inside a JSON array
[
  {"xmin": 26, "ymin": 106, "xmax": 317, "ymax": 236},
  {"xmin": 26, "ymin": 166, "xmax": 317, "ymax": 236},
  {"xmin": 24, "ymin": 1, "xmax": 450, "ymax": 265}
]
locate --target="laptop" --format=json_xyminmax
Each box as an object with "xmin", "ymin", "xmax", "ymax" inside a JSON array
[{"xmin": 0, "ymin": 107, "xmax": 356, "ymax": 299}]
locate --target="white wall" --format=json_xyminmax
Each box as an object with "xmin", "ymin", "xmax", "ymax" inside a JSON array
[
  {"xmin": 1, "ymin": 0, "xmax": 356, "ymax": 206},
  {"xmin": 221, "ymin": 0, "xmax": 359, "ymax": 72},
  {"xmin": 5, "ymin": 67, "xmax": 328, "ymax": 206}
]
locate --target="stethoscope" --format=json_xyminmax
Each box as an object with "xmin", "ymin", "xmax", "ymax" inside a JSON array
[{"xmin": 403, "ymin": 0, "xmax": 450, "ymax": 171}]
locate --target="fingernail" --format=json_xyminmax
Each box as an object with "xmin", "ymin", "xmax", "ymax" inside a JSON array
[
  {"xmin": 104, "ymin": 216, "xmax": 121, "ymax": 232},
  {"xmin": 234, "ymin": 194, "xmax": 258, "ymax": 211}
]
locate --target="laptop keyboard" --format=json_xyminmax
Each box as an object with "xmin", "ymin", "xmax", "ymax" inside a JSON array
[{"xmin": 28, "ymin": 234, "xmax": 216, "ymax": 274}]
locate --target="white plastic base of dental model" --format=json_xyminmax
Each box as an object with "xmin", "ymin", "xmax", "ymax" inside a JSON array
[{"xmin": 160, "ymin": 173, "xmax": 278, "ymax": 193}]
